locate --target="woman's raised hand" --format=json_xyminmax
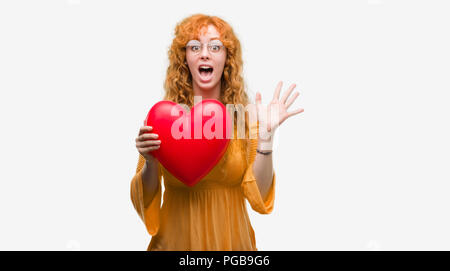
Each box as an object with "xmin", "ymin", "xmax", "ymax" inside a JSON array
[{"xmin": 256, "ymin": 81, "xmax": 304, "ymax": 138}]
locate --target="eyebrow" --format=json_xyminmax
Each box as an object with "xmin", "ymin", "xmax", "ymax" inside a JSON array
[{"xmin": 192, "ymin": 37, "xmax": 221, "ymax": 41}]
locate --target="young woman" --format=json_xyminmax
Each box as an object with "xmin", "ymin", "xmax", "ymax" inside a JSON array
[{"xmin": 131, "ymin": 14, "xmax": 303, "ymax": 251}]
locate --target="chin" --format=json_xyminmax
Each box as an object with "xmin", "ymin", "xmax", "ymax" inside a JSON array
[{"xmin": 195, "ymin": 79, "xmax": 221, "ymax": 91}]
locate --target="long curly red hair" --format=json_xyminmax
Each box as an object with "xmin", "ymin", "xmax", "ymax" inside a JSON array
[{"xmin": 163, "ymin": 14, "xmax": 253, "ymax": 156}]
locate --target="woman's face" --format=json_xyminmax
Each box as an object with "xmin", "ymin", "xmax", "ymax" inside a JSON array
[{"xmin": 185, "ymin": 25, "xmax": 227, "ymax": 93}]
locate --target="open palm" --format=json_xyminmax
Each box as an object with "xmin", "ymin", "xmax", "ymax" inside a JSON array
[{"xmin": 256, "ymin": 81, "xmax": 304, "ymax": 140}]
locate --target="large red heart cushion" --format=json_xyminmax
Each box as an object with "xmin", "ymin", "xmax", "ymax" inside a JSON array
[{"xmin": 144, "ymin": 99, "xmax": 232, "ymax": 187}]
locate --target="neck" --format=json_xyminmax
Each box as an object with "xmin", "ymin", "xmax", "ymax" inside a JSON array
[{"xmin": 192, "ymin": 81, "xmax": 221, "ymax": 105}]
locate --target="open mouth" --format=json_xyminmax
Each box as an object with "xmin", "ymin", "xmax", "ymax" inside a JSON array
[{"xmin": 198, "ymin": 66, "xmax": 214, "ymax": 82}]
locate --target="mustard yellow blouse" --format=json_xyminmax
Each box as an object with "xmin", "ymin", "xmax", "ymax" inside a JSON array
[{"xmin": 130, "ymin": 122, "xmax": 276, "ymax": 251}]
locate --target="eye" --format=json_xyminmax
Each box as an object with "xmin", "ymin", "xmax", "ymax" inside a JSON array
[
  {"xmin": 210, "ymin": 45, "xmax": 221, "ymax": 52},
  {"xmin": 191, "ymin": 45, "xmax": 201, "ymax": 52}
]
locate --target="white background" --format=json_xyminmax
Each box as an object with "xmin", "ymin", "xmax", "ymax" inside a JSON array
[{"xmin": 0, "ymin": 0, "xmax": 449, "ymax": 251}]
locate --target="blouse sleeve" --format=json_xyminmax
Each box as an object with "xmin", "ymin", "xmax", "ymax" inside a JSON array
[
  {"xmin": 241, "ymin": 122, "xmax": 276, "ymax": 214},
  {"xmin": 130, "ymin": 154, "xmax": 163, "ymax": 236}
]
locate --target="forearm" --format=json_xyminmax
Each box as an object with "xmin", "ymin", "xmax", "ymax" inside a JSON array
[
  {"xmin": 141, "ymin": 159, "xmax": 160, "ymax": 207},
  {"xmin": 252, "ymin": 139, "xmax": 274, "ymax": 201}
]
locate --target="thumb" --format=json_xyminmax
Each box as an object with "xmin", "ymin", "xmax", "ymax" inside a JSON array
[
  {"xmin": 255, "ymin": 92, "xmax": 262, "ymax": 106},
  {"xmin": 255, "ymin": 91, "xmax": 261, "ymax": 103},
  {"xmin": 255, "ymin": 92, "xmax": 262, "ymax": 117},
  {"xmin": 254, "ymin": 92, "xmax": 264, "ymax": 125}
]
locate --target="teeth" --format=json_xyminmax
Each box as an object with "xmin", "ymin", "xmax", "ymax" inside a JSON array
[{"xmin": 200, "ymin": 66, "xmax": 212, "ymax": 69}]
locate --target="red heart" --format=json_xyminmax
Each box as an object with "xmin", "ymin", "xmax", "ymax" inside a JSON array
[{"xmin": 145, "ymin": 99, "xmax": 232, "ymax": 187}]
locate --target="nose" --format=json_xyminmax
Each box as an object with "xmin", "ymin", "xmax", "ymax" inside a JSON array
[{"xmin": 199, "ymin": 44, "xmax": 211, "ymax": 60}]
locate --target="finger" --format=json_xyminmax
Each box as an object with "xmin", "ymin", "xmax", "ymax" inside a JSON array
[
  {"xmin": 255, "ymin": 92, "xmax": 262, "ymax": 106},
  {"xmin": 136, "ymin": 133, "xmax": 158, "ymax": 142},
  {"xmin": 138, "ymin": 126, "xmax": 153, "ymax": 136},
  {"xmin": 139, "ymin": 126, "xmax": 152, "ymax": 136},
  {"xmin": 280, "ymin": 83, "xmax": 296, "ymax": 104},
  {"xmin": 137, "ymin": 140, "xmax": 161, "ymax": 148},
  {"xmin": 255, "ymin": 92, "xmax": 262, "ymax": 116},
  {"xmin": 137, "ymin": 139, "xmax": 161, "ymax": 146},
  {"xmin": 287, "ymin": 108, "xmax": 304, "ymax": 118},
  {"xmin": 285, "ymin": 91, "xmax": 299, "ymax": 109},
  {"xmin": 272, "ymin": 81, "xmax": 283, "ymax": 101},
  {"xmin": 142, "ymin": 145, "xmax": 161, "ymax": 152},
  {"xmin": 141, "ymin": 133, "xmax": 159, "ymax": 140}
]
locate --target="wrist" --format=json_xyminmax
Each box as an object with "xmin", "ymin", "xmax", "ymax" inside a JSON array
[
  {"xmin": 145, "ymin": 156, "xmax": 157, "ymax": 165},
  {"xmin": 256, "ymin": 149, "xmax": 273, "ymax": 155},
  {"xmin": 257, "ymin": 137, "xmax": 273, "ymax": 151},
  {"xmin": 257, "ymin": 127, "xmax": 274, "ymax": 151}
]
